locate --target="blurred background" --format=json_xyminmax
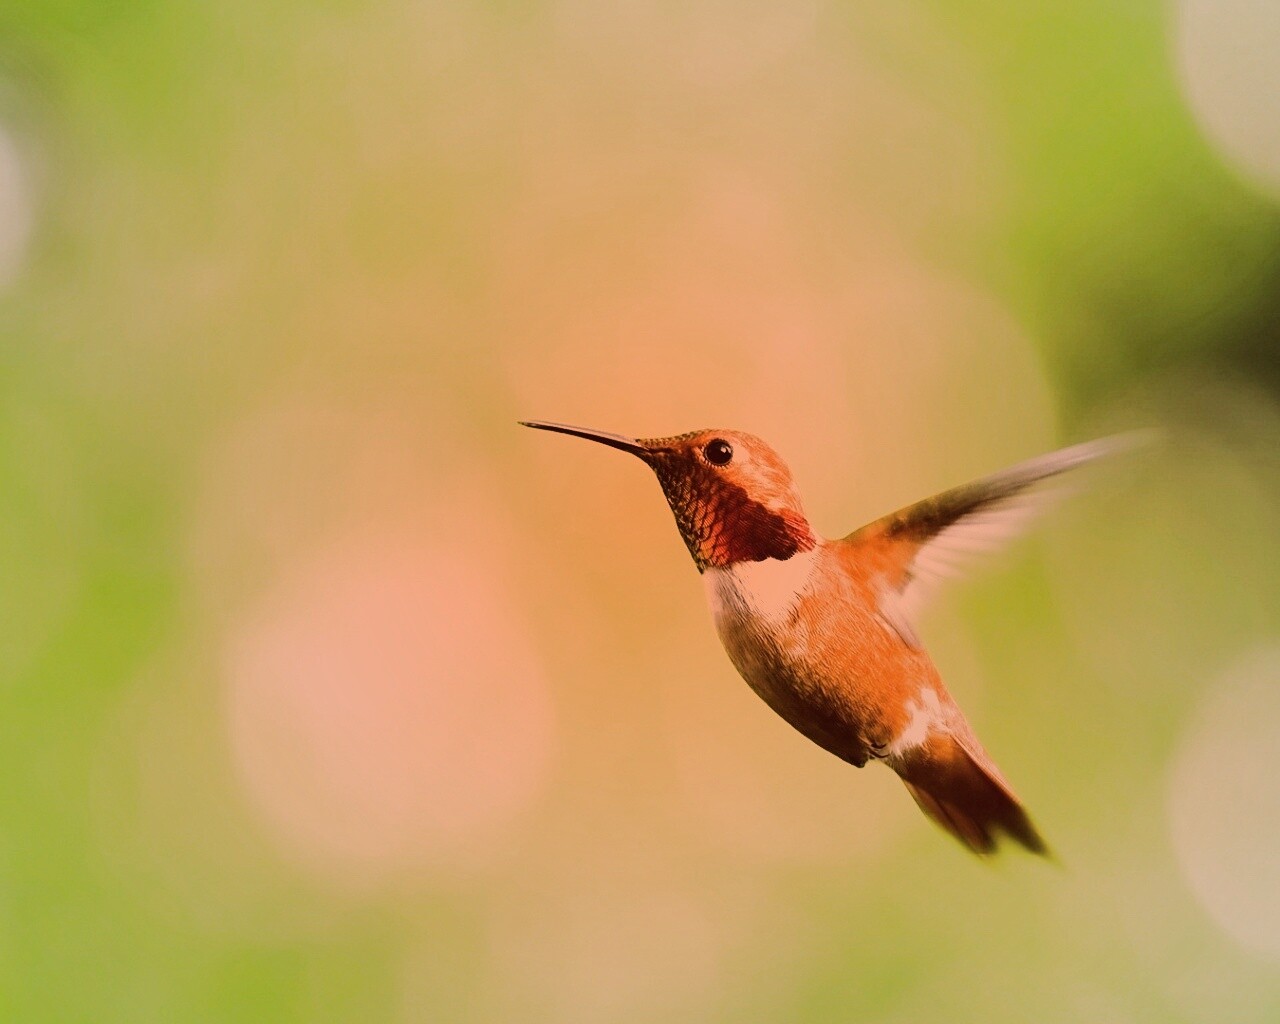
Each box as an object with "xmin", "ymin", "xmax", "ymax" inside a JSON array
[{"xmin": 1, "ymin": 0, "xmax": 1278, "ymax": 1021}]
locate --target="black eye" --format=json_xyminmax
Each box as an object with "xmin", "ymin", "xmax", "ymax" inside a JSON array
[{"xmin": 704, "ymin": 439, "xmax": 733, "ymax": 466}]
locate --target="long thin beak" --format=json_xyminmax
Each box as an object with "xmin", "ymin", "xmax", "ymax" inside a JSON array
[{"xmin": 519, "ymin": 419, "xmax": 648, "ymax": 457}]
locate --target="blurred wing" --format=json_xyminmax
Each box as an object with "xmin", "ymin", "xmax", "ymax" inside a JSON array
[{"xmin": 843, "ymin": 433, "xmax": 1146, "ymax": 647}]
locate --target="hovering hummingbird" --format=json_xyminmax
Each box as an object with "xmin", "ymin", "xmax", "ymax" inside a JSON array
[{"xmin": 522, "ymin": 419, "xmax": 1135, "ymax": 856}]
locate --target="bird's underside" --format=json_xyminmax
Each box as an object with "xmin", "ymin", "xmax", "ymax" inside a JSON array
[{"xmin": 705, "ymin": 542, "xmax": 1049, "ymax": 857}]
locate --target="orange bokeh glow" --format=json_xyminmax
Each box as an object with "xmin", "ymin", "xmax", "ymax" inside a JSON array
[{"xmin": 225, "ymin": 525, "xmax": 555, "ymax": 886}]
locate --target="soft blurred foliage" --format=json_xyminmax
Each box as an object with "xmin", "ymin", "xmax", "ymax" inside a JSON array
[{"xmin": 1, "ymin": 1, "xmax": 1278, "ymax": 1021}]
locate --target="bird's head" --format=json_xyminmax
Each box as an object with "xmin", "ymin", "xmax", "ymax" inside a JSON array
[{"xmin": 522, "ymin": 420, "xmax": 816, "ymax": 571}]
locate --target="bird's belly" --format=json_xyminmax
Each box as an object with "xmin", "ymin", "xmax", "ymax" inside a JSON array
[{"xmin": 703, "ymin": 555, "xmax": 883, "ymax": 766}]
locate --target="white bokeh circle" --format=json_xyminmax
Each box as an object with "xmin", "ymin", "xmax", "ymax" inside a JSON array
[
  {"xmin": 1176, "ymin": 0, "xmax": 1280, "ymax": 193},
  {"xmin": 1168, "ymin": 646, "xmax": 1280, "ymax": 960}
]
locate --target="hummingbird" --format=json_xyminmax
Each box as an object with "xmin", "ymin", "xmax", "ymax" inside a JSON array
[{"xmin": 521, "ymin": 419, "xmax": 1135, "ymax": 856}]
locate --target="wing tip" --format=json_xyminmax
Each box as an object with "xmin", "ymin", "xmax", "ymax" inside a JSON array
[
  {"xmin": 1015, "ymin": 427, "xmax": 1159, "ymax": 481},
  {"xmin": 1071, "ymin": 427, "xmax": 1160, "ymax": 462}
]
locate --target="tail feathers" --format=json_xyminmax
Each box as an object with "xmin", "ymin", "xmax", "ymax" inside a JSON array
[{"xmin": 896, "ymin": 734, "xmax": 1049, "ymax": 857}]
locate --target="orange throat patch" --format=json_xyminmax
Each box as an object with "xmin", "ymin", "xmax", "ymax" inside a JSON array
[{"xmin": 650, "ymin": 463, "xmax": 816, "ymax": 571}]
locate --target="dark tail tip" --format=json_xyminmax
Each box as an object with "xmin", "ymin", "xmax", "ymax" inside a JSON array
[{"xmin": 898, "ymin": 736, "xmax": 1053, "ymax": 859}]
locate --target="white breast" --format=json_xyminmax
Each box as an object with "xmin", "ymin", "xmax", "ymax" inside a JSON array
[{"xmin": 703, "ymin": 546, "xmax": 819, "ymax": 626}]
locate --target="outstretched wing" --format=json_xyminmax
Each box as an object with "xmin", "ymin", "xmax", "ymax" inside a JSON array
[{"xmin": 842, "ymin": 433, "xmax": 1146, "ymax": 647}]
